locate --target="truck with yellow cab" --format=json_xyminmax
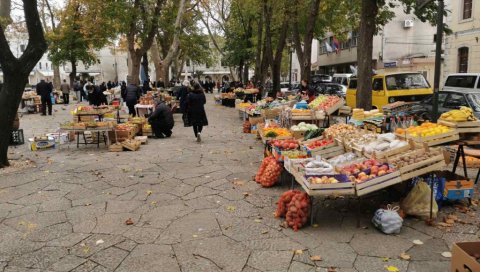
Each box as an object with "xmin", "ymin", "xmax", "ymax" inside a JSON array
[{"xmin": 346, "ymin": 72, "xmax": 433, "ymax": 110}]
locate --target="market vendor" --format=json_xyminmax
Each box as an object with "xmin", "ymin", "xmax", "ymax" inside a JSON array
[
  {"xmin": 298, "ymin": 79, "xmax": 315, "ymax": 103},
  {"xmin": 148, "ymin": 99, "xmax": 174, "ymax": 138}
]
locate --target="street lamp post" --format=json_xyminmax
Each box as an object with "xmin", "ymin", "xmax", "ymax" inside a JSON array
[{"xmin": 432, "ymin": 0, "xmax": 444, "ymax": 122}]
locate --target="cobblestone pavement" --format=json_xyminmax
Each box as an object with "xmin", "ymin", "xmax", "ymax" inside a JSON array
[{"xmin": 1, "ymin": 94, "xmax": 479, "ymax": 272}]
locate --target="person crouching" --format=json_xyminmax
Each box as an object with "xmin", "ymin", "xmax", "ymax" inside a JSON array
[{"xmin": 148, "ymin": 99, "xmax": 174, "ymax": 138}]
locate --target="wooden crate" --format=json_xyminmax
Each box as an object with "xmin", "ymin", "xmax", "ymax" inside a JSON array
[
  {"xmin": 108, "ymin": 128, "xmax": 135, "ymax": 143},
  {"xmin": 121, "ymin": 139, "xmax": 141, "ymax": 151},
  {"xmin": 291, "ymin": 130, "xmax": 308, "ymax": 140},
  {"xmin": 438, "ymin": 119, "xmax": 480, "ymax": 134},
  {"xmin": 396, "ymin": 130, "xmax": 460, "ymax": 147},
  {"xmin": 364, "ymin": 143, "xmax": 411, "ymax": 159},
  {"xmin": 324, "ymin": 99, "xmax": 345, "ymax": 115},
  {"xmin": 301, "ymin": 176, "xmax": 355, "ymax": 195},
  {"xmin": 134, "ymin": 136, "xmax": 148, "ymax": 144},
  {"xmin": 355, "ymin": 171, "xmax": 402, "ymax": 196},
  {"xmin": 400, "ymin": 160, "xmax": 445, "ymax": 181},
  {"xmin": 310, "ymin": 145, "xmax": 344, "ymax": 159},
  {"xmin": 109, "ymin": 143, "xmax": 123, "ymax": 152}
]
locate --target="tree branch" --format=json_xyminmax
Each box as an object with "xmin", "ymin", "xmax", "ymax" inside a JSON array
[{"xmin": 18, "ymin": 0, "xmax": 47, "ymax": 71}]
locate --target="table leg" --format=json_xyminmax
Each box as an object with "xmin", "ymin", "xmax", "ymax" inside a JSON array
[
  {"xmin": 82, "ymin": 132, "xmax": 87, "ymax": 146},
  {"xmin": 76, "ymin": 132, "xmax": 80, "ymax": 148},
  {"xmin": 452, "ymin": 145, "xmax": 462, "ymax": 174},
  {"xmin": 309, "ymin": 195, "xmax": 315, "ymax": 226},
  {"xmin": 475, "ymin": 169, "xmax": 479, "ymax": 184},
  {"xmin": 460, "ymin": 146, "xmax": 468, "ymax": 179},
  {"xmin": 97, "ymin": 132, "xmax": 100, "ymax": 148}
]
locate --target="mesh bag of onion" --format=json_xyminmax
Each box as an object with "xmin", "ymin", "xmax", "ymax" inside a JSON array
[
  {"xmin": 255, "ymin": 156, "xmax": 282, "ymax": 187},
  {"xmin": 285, "ymin": 192, "xmax": 311, "ymax": 231},
  {"xmin": 275, "ymin": 190, "xmax": 302, "ymax": 218}
]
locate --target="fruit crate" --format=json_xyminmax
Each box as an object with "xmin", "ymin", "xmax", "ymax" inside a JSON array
[
  {"xmin": 108, "ymin": 143, "xmax": 123, "ymax": 152},
  {"xmin": 396, "ymin": 154, "xmax": 446, "ymax": 181},
  {"xmin": 355, "ymin": 171, "xmax": 402, "ymax": 196},
  {"xmin": 363, "ymin": 142, "xmax": 412, "ymax": 159},
  {"xmin": 396, "ymin": 130, "xmax": 459, "ymax": 147},
  {"xmin": 437, "ymin": 120, "xmax": 480, "ymax": 134},
  {"xmin": 322, "ymin": 99, "xmax": 345, "ymax": 116},
  {"xmin": 308, "ymin": 144, "xmax": 344, "ymax": 159},
  {"xmin": 301, "ymin": 174, "xmax": 355, "ymax": 195},
  {"xmin": 121, "ymin": 139, "xmax": 141, "ymax": 151},
  {"xmin": 10, "ymin": 129, "xmax": 25, "ymax": 146}
]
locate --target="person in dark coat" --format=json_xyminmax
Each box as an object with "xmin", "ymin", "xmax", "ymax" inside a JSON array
[
  {"xmin": 142, "ymin": 81, "xmax": 151, "ymax": 94},
  {"xmin": 185, "ymin": 83, "xmax": 208, "ymax": 142},
  {"xmin": 125, "ymin": 80, "xmax": 141, "ymax": 117},
  {"xmin": 120, "ymin": 81, "xmax": 127, "ymax": 101},
  {"xmin": 36, "ymin": 79, "xmax": 52, "ymax": 115},
  {"xmin": 176, "ymin": 80, "xmax": 190, "ymax": 114},
  {"xmin": 89, "ymin": 85, "xmax": 107, "ymax": 106},
  {"xmin": 148, "ymin": 100, "xmax": 174, "ymax": 138}
]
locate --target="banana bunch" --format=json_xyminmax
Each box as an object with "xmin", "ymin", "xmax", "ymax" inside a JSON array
[{"xmin": 440, "ymin": 106, "xmax": 477, "ymax": 122}]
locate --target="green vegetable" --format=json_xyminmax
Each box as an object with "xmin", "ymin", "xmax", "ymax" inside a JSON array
[
  {"xmin": 265, "ymin": 131, "xmax": 278, "ymax": 138},
  {"xmin": 304, "ymin": 128, "xmax": 324, "ymax": 140}
]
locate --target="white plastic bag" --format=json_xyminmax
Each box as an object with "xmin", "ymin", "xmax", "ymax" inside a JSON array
[
  {"xmin": 372, "ymin": 205, "xmax": 403, "ymax": 234},
  {"xmin": 401, "ymin": 182, "xmax": 438, "ymax": 219}
]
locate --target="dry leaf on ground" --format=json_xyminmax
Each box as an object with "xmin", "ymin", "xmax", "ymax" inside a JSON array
[
  {"xmin": 310, "ymin": 255, "xmax": 322, "ymax": 261},
  {"xmin": 413, "ymin": 239, "xmax": 424, "ymax": 245},
  {"xmin": 399, "ymin": 252, "xmax": 411, "ymax": 260},
  {"xmin": 441, "ymin": 252, "xmax": 452, "ymax": 258},
  {"xmin": 125, "ymin": 218, "xmax": 134, "ymax": 225}
]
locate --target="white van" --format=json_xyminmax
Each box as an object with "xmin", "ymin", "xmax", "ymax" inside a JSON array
[
  {"xmin": 443, "ymin": 73, "xmax": 480, "ymax": 92},
  {"xmin": 332, "ymin": 73, "xmax": 353, "ymax": 87}
]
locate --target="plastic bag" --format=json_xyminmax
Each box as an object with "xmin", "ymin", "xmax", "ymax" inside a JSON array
[
  {"xmin": 401, "ymin": 182, "xmax": 438, "ymax": 219},
  {"xmin": 372, "ymin": 205, "xmax": 403, "ymax": 234}
]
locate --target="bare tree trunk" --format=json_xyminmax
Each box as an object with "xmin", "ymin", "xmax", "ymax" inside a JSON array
[
  {"xmin": 176, "ymin": 54, "xmax": 186, "ymax": 80},
  {"xmin": 260, "ymin": 0, "xmax": 272, "ymax": 83},
  {"xmin": 0, "ymin": 0, "xmax": 47, "ymax": 167},
  {"xmin": 69, "ymin": 60, "xmax": 77, "ymax": 87},
  {"xmin": 272, "ymin": 17, "xmax": 289, "ymax": 97},
  {"xmin": 254, "ymin": 7, "xmax": 263, "ymax": 83},
  {"xmin": 293, "ymin": 0, "xmax": 320, "ymax": 81},
  {"xmin": 0, "ymin": 0, "xmax": 12, "ymax": 26},
  {"xmin": 162, "ymin": 0, "xmax": 187, "ymax": 85},
  {"xmin": 356, "ymin": 0, "xmax": 378, "ymax": 110},
  {"xmin": 150, "ymin": 39, "xmax": 163, "ymax": 81},
  {"xmin": 129, "ymin": 52, "xmax": 141, "ymax": 85},
  {"xmin": 243, "ymin": 63, "xmax": 249, "ymax": 84},
  {"xmin": 141, "ymin": 52, "xmax": 149, "ymax": 83}
]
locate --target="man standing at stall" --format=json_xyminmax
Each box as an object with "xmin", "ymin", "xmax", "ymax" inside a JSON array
[
  {"xmin": 60, "ymin": 79, "xmax": 70, "ymax": 105},
  {"xmin": 148, "ymin": 99, "xmax": 174, "ymax": 138},
  {"xmin": 36, "ymin": 79, "xmax": 53, "ymax": 116}
]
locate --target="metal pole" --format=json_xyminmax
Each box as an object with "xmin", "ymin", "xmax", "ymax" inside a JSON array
[
  {"xmin": 432, "ymin": 0, "xmax": 444, "ymax": 122},
  {"xmin": 289, "ymin": 49, "xmax": 293, "ymax": 90}
]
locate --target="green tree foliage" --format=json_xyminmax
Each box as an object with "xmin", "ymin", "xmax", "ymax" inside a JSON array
[{"xmin": 47, "ymin": 0, "xmax": 121, "ymax": 84}]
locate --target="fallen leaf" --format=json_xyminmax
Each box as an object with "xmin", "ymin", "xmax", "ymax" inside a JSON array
[
  {"xmin": 441, "ymin": 251, "xmax": 452, "ymax": 258},
  {"xmin": 382, "ymin": 257, "xmax": 389, "ymax": 262},
  {"xmin": 96, "ymin": 239, "xmax": 104, "ymax": 245},
  {"xmin": 192, "ymin": 234, "xmax": 198, "ymax": 238},
  {"xmin": 125, "ymin": 218, "xmax": 134, "ymax": 225},
  {"xmin": 261, "ymin": 230, "xmax": 269, "ymax": 234},
  {"xmin": 312, "ymin": 224, "xmax": 319, "ymax": 228},
  {"xmin": 242, "ymin": 192, "xmax": 250, "ymax": 197},
  {"xmin": 327, "ymin": 267, "xmax": 337, "ymax": 272},
  {"xmin": 233, "ymin": 180, "xmax": 245, "ymax": 186},
  {"xmin": 310, "ymin": 255, "xmax": 322, "ymax": 261},
  {"xmin": 438, "ymin": 222, "xmax": 453, "ymax": 227},
  {"xmin": 226, "ymin": 206, "xmax": 236, "ymax": 212},
  {"xmin": 386, "ymin": 266, "xmax": 400, "ymax": 272},
  {"xmin": 254, "ymin": 219, "xmax": 262, "ymax": 223},
  {"xmin": 146, "ymin": 190, "xmax": 153, "ymax": 196},
  {"xmin": 447, "ymin": 214, "xmax": 458, "ymax": 221},
  {"xmin": 413, "ymin": 239, "xmax": 424, "ymax": 245},
  {"xmin": 150, "ymin": 201, "xmax": 157, "ymax": 205},
  {"xmin": 399, "ymin": 252, "xmax": 411, "ymax": 260},
  {"xmin": 294, "ymin": 249, "xmax": 303, "ymax": 255}
]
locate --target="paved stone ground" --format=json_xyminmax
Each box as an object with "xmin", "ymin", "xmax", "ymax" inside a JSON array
[{"xmin": 1, "ymin": 94, "xmax": 479, "ymax": 272}]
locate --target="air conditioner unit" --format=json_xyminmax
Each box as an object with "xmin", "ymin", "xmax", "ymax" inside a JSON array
[{"xmin": 404, "ymin": 19, "xmax": 414, "ymax": 28}]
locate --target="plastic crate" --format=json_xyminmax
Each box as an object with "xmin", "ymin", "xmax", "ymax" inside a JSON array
[{"xmin": 10, "ymin": 129, "xmax": 25, "ymax": 145}]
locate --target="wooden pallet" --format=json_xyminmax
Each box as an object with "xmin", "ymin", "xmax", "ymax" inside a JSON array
[{"xmin": 355, "ymin": 171, "xmax": 402, "ymax": 196}]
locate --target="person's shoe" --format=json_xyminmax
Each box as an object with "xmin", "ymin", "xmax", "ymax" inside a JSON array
[
  {"xmin": 41, "ymin": 114, "xmax": 46, "ymax": 116},
  {"xmin": 196, "ymin": 133, "xmax": 201, "ymax": 142}
]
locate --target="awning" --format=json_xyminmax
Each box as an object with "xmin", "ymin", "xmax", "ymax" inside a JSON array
[{"xmin": 77, "ymin": 71, "xmax": 101, "ymax": 76}]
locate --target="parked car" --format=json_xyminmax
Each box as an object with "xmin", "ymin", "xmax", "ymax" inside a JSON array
[
  {"xmin": 311, "ymin": 74, "xmax": 332, "ymax": 83},
  {"xmin": 443, "ymin": 73, "xmax": 480, "ymax": 92},
  {"xmin": 413, "ymin": 89, "xmax": 480, "ymax": 120},
  {"xmin": 332, "ymin": 73, "xmax": 353, "ymax": 87},
  {"xmin": 280, "ymin": 82, "xmax": 290, "ymax": 93},
  {"xmin": 346, "ymin": 72, "xmax": 433, "ymax": 110},
  {"xmin": 311, "ymin": 82, "xmax": 346, "ymax": 98}
]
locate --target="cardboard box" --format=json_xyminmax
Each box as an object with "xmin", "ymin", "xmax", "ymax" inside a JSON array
[
  {"xmin": 261, "ymin": 108, "xmax": 281, "ymax": 119},
  {"xmin": 249, "ymin": 116, "xmax": 264, "ymax": 125},
  {"xmin": 451, "ymin": 242, "xmax": 480, "ymax": 272}
]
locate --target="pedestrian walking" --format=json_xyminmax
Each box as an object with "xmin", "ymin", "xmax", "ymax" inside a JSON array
[
  {"xmin": 60, "ymin": 79, "xmax": 70, "ymax": 105},
  {"xmin": 125, "ymin": 77, "xmax": 141, "ymax": 117},
  {"xmin": 185, "ymin": 83, "xmax": 208, "ymax": 143},
  {"xmin": 176, "ymin": 80, "xmax": 190, "ymax": 114},
  {"xmin": 74, "ymin": 79, "xmax": 83, "ymax": 103},
  {"xmin": 148, "ymin": 99, "xmax": 174, "ymax": 138},
  {"xmin": 36, "ymin": 79, "xmax": 52, "ymax": 115},
  {"xmin": 120, "ymin": 81, "xmax": 127, "ymax": 101}
]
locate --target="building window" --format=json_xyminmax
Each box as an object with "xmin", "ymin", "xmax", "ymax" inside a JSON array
[
  {"xmin": 458, "ymin": 47, "xmax": 469, "ymax": 73},
  {"xmin": 20, "ymin": 44, "xmax": 26, "ymax": 52},
  {"xmin": 186, "ymin": 59, "xmax": 190, "ymax": 67},
  {"xmin": 39, "ymin": 62, "xmax": 42, "ymax": 69},
  {"xmin": 46, "ymin": 63, "xmax": 49, "ymax": 70},
  {"xmin": 463, "ymin": 0, "xmax": 472, "ymax": 20}
]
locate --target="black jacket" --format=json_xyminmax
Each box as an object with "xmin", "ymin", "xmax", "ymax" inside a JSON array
[
  {"xmin": 148, "ymin": 101, "xmax": 174, "ymax": 128},
  {"xmin": 89, "ymin": 86, "xmax": 107, "ymax": 106},
  {"xmin": 176, "ymin": 86, "xmax": 189, "ymax": 113},
  {"xmin": 36, "ymin": 80, "xmax": 52, "ymax": 98},
  {"xmin": 125, "ymin": 84, "xmax": 140, "ymax": 103},
  {"xmin": 186, "ymin": 91, "xmax": 208, "ymax": 126}
]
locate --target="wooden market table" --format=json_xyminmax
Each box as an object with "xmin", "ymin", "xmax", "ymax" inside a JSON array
[
  {"xmin": 134, "ymin": 104, "xmax": 154, "ymax": 117},
  {"xmin": 60, "ymin": 127, "xmax": 113, "ymax": 148}
]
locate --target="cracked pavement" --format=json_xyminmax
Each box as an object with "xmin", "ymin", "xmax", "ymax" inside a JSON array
[{"xmin": 1, "ymin": 94, "xmax": 479, "ymax": 272}]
